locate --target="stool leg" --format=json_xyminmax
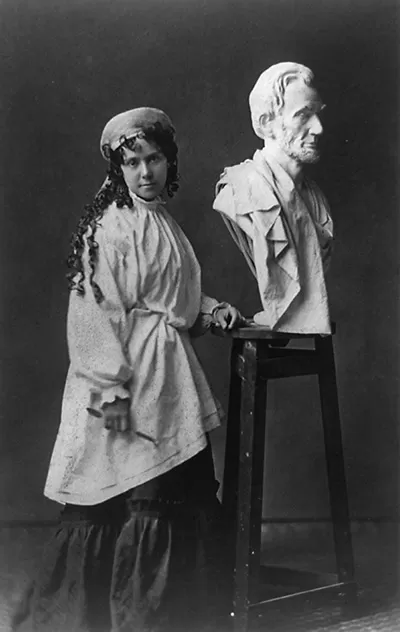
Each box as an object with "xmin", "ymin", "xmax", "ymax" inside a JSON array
[
  {"xmin": 233, "ymin": 340, "xmax": 267, "ymax": 632},
  {"xmin": 315, "ymin": 335, "xmax": 355, "ymax": 585},
  {"xmin": 222, "ymin": 339, "xmax": 244, "ymax": 618},
  {"xmin": 223, "ymin": 339, "xmax": 244, "ymax": 519}
]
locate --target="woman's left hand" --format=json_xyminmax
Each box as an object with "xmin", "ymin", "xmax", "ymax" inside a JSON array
[{"xmin": 213, "ymin": 304, "xmax": 244, "ymax": 330}]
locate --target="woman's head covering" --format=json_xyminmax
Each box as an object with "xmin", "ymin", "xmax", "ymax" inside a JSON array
[{"xmin": 100, "ymin": 107, "xmax": 175, "ymax": 159}]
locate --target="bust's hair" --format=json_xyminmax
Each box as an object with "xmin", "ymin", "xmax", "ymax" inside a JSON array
[
  {"xmin": 249, "ymin": 62, "xmax": 314, "ymax": 139},
  {"xmin": 66, "ymin": 122, "xmax": 179, "ymax": 302}
]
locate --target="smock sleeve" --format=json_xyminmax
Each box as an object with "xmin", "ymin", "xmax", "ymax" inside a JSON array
[{"xmin": 67, "ymin": 227, "xmax": 134, "ymax": 409}]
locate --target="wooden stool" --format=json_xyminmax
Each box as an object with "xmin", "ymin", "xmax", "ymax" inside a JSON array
[{"xmin": 218, "ymin": 324, "xmax": 356, "ymax": 631}]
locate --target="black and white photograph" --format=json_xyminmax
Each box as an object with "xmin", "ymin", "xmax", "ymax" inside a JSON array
[{"xmin": 1, "ymin": 1, "xmax": 399, "ymax": 630}]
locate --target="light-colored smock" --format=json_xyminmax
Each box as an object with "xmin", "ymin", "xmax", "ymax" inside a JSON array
[
  {"xmin": 45, "ymin": 193, "xmax": 222, "ymax": 506},
  {"xmin": 213, "ymin": 148, "xmax": 333, "ymax": 334}
]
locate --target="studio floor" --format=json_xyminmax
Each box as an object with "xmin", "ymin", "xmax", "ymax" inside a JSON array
[
  {"xmin": 0, "ymin": 520, "xmax": 398, "ymax": 631},
  {"xmin": 255, "ymin": 521, "xmax": 399, "ymax": 631}
]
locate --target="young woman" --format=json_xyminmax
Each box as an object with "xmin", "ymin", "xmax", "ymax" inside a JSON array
[{"xmin": 13, "ymin": 108, "xmax": 242, "ymax": 631}]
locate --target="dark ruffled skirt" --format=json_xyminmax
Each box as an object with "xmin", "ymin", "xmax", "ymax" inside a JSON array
[{"xmin": 13, "ymin": 445, "xmax": 230, "ymax": 632}]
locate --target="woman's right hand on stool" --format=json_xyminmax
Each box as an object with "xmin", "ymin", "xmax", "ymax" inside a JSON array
[{"xmin": 102, "ymin": 398, "xmax": 131, "ymax": 432}]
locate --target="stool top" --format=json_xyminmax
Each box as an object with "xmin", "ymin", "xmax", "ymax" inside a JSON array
[{"xmin": 212, "ymin": 322, "xmax": 335, "ymax": 340}]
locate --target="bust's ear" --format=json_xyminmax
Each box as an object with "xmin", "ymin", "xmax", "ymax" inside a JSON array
[{"xmin": 259, "ymin": 113, "xmax": 275, "ymax": 139}]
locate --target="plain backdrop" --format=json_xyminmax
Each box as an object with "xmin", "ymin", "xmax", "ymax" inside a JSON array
[{"xmin": 1, "ymin": 0, "xmax": 398, "ymax": 524}]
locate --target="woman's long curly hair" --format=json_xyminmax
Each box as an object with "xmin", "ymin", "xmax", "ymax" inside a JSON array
[{"xmin": 66, "ymin": 122, "xmax": 179, "ymax": 303}]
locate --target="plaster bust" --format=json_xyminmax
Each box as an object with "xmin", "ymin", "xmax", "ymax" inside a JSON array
[{"xmin": 213, "ymin": 62, "xmax": 333, "ymax": 334}]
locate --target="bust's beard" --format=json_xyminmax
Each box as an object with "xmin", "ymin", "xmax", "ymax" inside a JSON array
[{"xmin": 277, "ymin": 124, "xmax": 321, "ymax": 164}]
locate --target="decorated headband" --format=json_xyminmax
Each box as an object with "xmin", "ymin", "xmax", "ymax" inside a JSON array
[{"xmin": 100, "ymin": 107, "xmax": 175, "ymax": 159}]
